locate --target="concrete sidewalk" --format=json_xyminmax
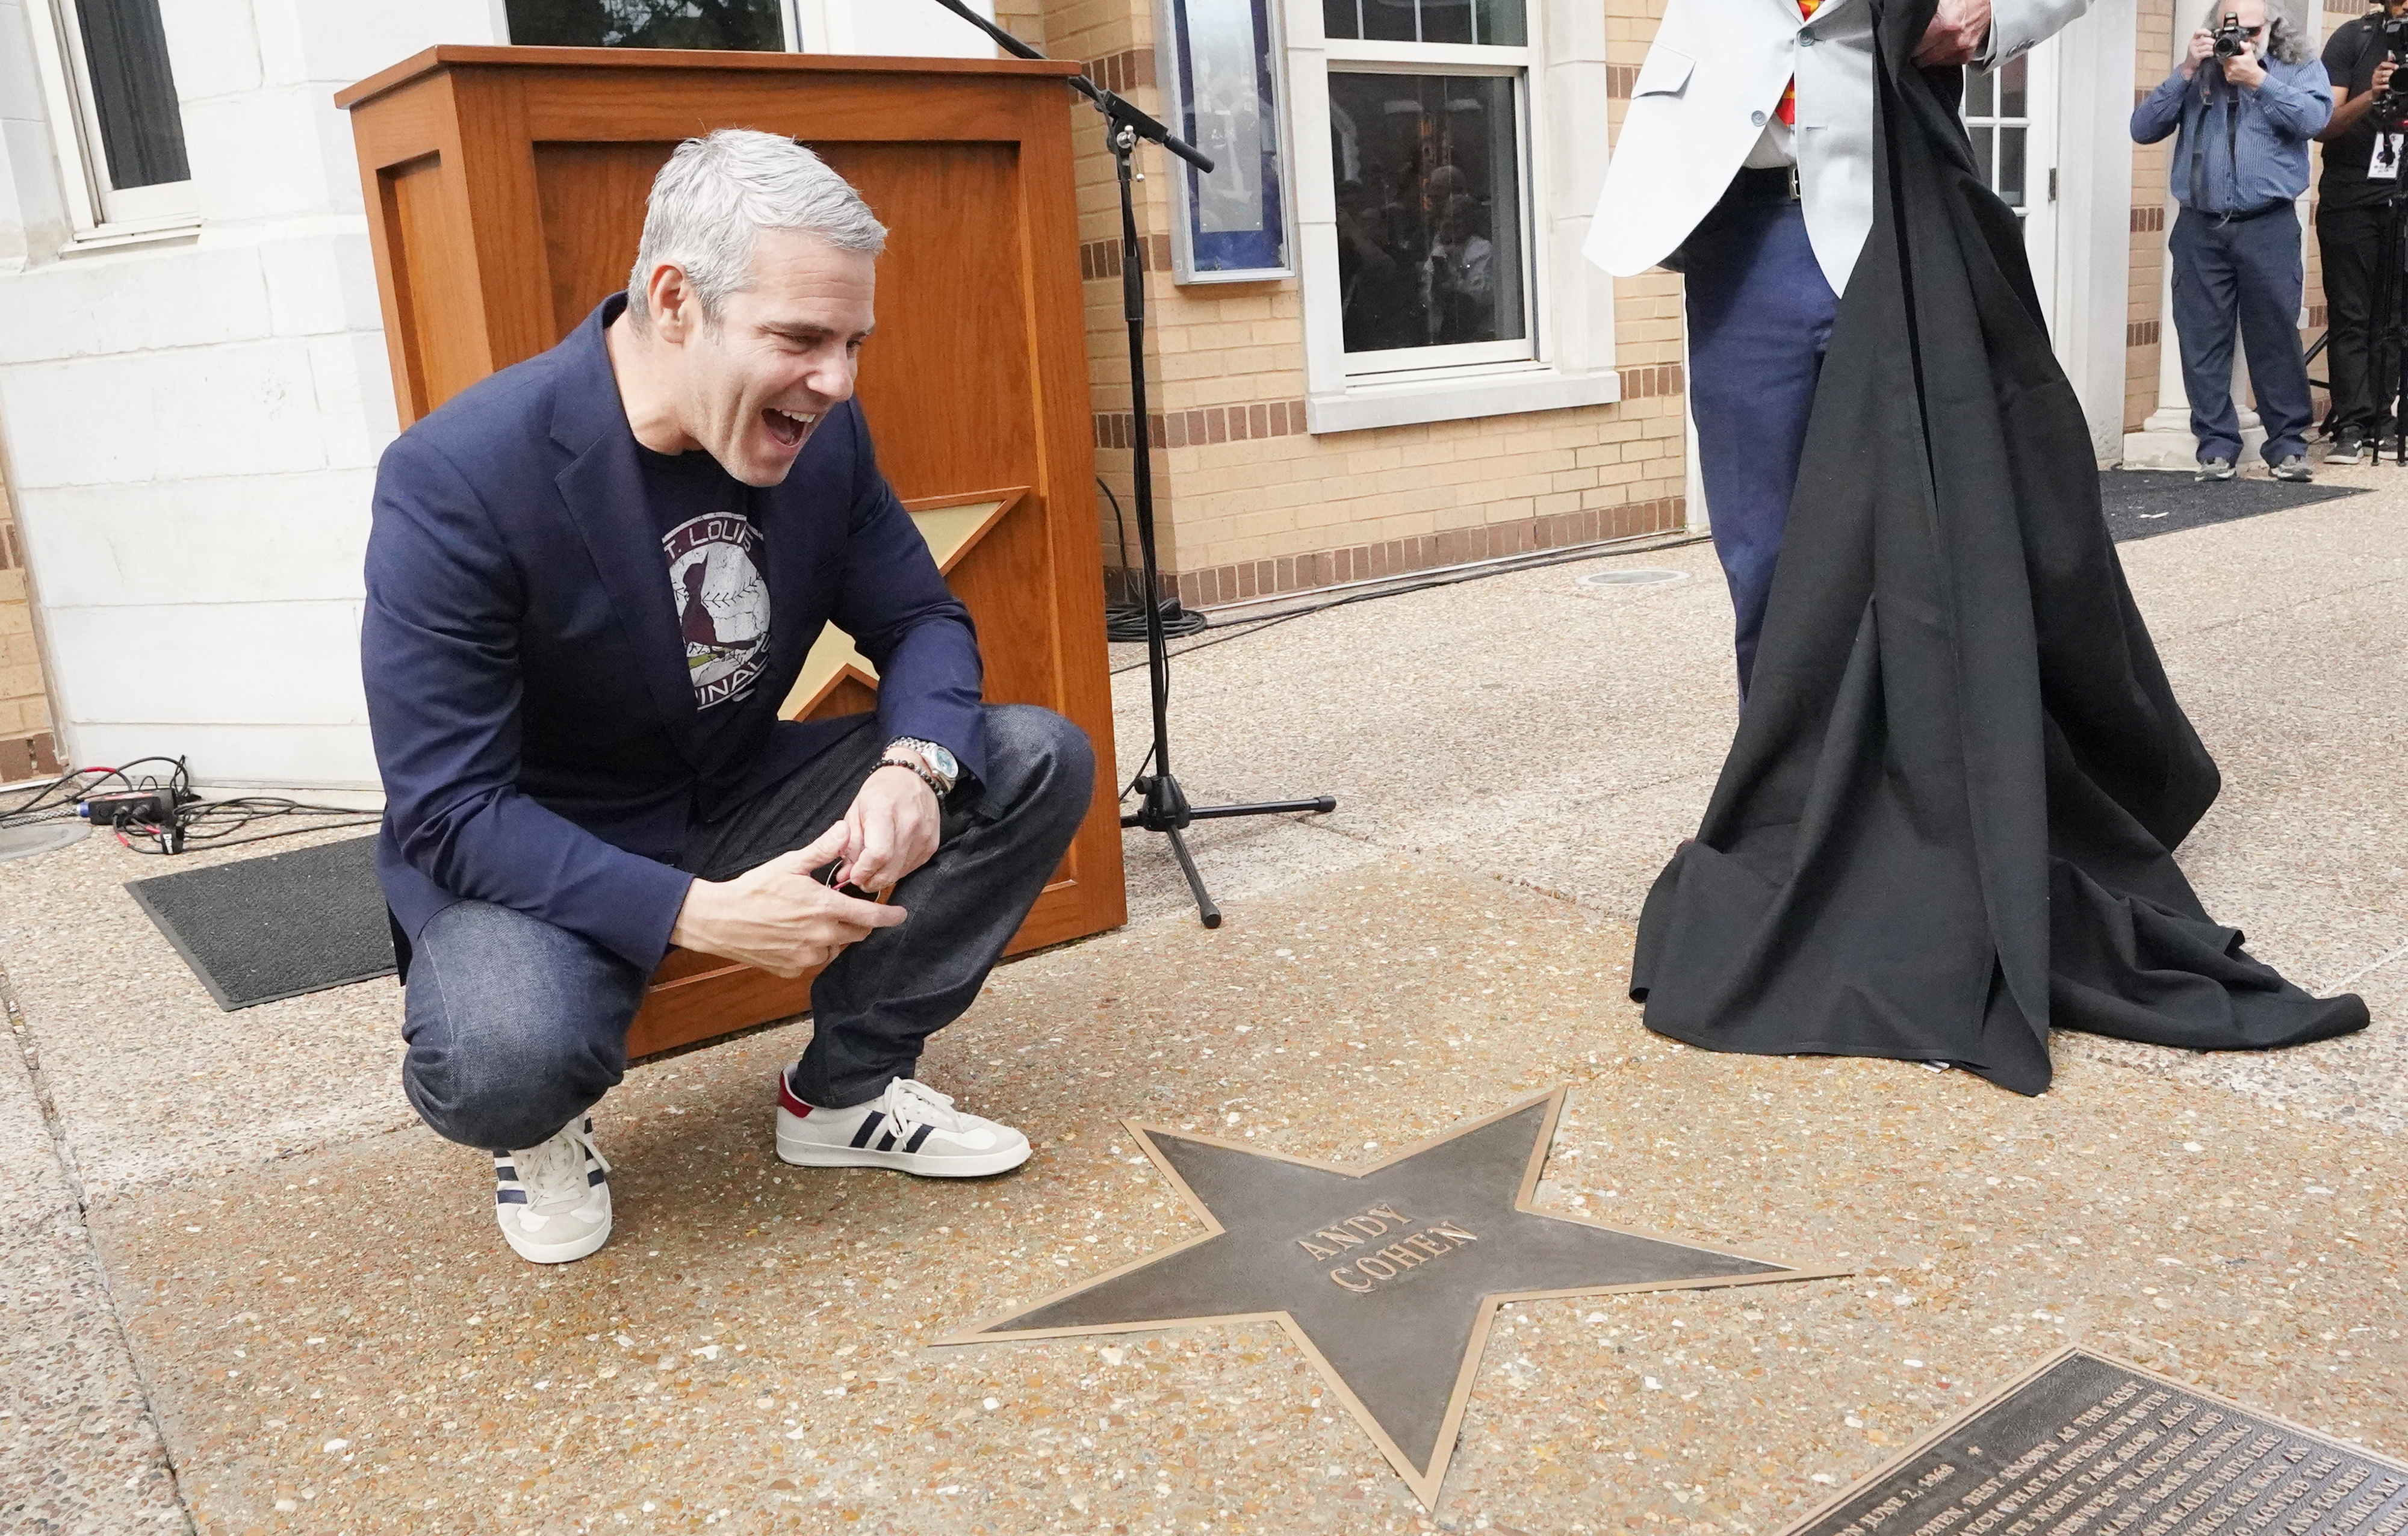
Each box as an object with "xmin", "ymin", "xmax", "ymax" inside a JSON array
[{"xmin": 2, "ymin": 473, "xmax": 2401, "ymax": 1534}]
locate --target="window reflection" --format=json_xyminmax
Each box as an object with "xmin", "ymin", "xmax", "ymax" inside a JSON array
[
  {"xmin": 73, "ymin": 0, "xmax": 188, "ymax": 189},
  {"xmin": 1329, "ymin": 72, "xmax": 1525, "ymax": 358},
  {"xmin": 505, "ymin": 0, "xmax": 785, "ymax": 50}
]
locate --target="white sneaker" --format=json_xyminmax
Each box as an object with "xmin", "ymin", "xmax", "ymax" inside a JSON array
[
  {"xmin": 492, "ymin": 1115, "xmax": 612, "ymax": 1264},
  {"xmin": 775, "ymin": 1071, "xmax": 1031, "ymax": 1177}
]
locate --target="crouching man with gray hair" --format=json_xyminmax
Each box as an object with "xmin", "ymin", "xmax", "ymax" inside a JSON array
[{"xmin": 363, "ymin": 129, "xmax": 1093, "ymax": 1265}]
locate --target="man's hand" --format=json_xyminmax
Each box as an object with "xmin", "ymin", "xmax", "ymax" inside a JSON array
[
  {"xmin": 2182, "ymin": 29, "xmax": 2217, "ymax": 79},
  {"xmin": 668, "ymin": 823, "xmax": 905, "ymax": 978},
  {"xmin": 2378, "ymin": 58, "xmax": 2400, "ymax": 97},
  {"xmin": 1914, "ymin": 0, "xmax": 1994, "ymax": 67},
  {"xmin": 840, "ymin": 763, "xmax": 942, "ymax": 895},
  {"xmin": 2222, "ymin": 36, "xmax": 2268, "ymax": 90}
]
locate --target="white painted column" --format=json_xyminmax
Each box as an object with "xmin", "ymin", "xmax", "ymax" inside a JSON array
[
  {"xmin": 2124, "ymin": 257, "xmax": 2268, "ymax": 468},
  {"xmin": 2053, "ymin": 0, "xmax": 2140, "ymax": 461}
]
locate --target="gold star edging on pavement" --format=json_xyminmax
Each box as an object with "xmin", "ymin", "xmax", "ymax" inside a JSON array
[{"xmin": 937, "ymin": 1087, "xmax": 1851, "ymax": 1510}]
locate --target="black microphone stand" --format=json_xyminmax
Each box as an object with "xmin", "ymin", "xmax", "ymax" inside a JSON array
[{"xmin": 925, "ymin": 0, "xmax": 1336, "ymax": 928}]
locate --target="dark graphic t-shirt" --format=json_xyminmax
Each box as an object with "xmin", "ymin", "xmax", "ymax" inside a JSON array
[
  {"xmin": 2322, "ymin": 16, "xmax": 2408, "ymax": 211},
  {"xmin": 636, "ymin": 443, "xmax": 775, "ymax": 784}
]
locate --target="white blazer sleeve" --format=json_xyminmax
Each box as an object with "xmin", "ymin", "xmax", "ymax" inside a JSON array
[{"xmin": 1984, "ymin": 0, "xmax": 2093, "ymax": 66}]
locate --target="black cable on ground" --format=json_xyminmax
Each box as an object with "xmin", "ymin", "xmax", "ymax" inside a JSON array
[
  {"xmin": 0, "ymin": 756, "xmax": 193, "ymax": 829},
  {"xmin": 110, "ymin": 794, "xmax": 382, "ymax": 855},
  {"xmin": 0, "ymin": 754, "xmax": 379, "ymax": 856},
  {"xmin": 1108, "ymin": 530, "xmax": 1714, "ymax": 677},
  {"xmin": 1100, "ymin": 477, "xmax": 1207, "ymax": 643},
  {"xmin": 113, "ymin": 808, "xmax": 382, "ymax": 856}
]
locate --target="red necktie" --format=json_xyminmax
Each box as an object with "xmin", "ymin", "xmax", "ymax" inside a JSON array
[{"xmin": 1778, "ymin": 0, "xmax": 1823, "ymax": 127}]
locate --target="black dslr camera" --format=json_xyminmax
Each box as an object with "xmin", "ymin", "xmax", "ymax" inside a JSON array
[
  {"xmin": 2211, "ymin": 11, "xmax": 2253, "ymax": 59},
  {"xmin": 2374, "ymin": 14, "xmax": 2408, "ymax": 129}
]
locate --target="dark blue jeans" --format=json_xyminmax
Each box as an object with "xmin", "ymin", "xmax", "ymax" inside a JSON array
[
  {"xmin": 399, "ymin": 704, "xmax": 1094, "ymax": 1151},
  {"xmin": 1683, "ymin": 189, "xmax": 1840, "ymax": 696},
  {"xmin": 2169, "ymin": 203, "xmax": 2313, "ymax": 466}
]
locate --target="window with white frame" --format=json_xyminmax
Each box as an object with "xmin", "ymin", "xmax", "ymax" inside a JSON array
[
  {"xmin": 29, "ymin": 0, "xmax": 197, "ymax": 236},
  {"xmin": 1320, "ymin": 0, "xmax": 1532, "ymax": 376}
]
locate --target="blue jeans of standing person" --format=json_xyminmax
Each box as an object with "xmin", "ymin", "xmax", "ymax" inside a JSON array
[
  {"xmin": 2169, "ymin": 203, "xmax": 2314, "ymax": 466},
  {"xmin": 397, "ymin": 704, "xmax": 1094, "ymax": 1153},
  {"xmin": 1681, "ymin": 176, "xmax": 1841, "ymax": 696}
]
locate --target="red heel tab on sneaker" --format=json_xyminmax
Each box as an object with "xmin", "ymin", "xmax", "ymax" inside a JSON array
[{"xmin": 776, "ymin": 1076, "xmax": 813, "ymax": 1117}]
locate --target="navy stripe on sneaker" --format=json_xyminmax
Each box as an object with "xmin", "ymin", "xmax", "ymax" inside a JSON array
[
  {"xmin": 849, "ymin": 1111, "xmax": 885, "ymax": 1150},
  {"xmin": 495, "ymin": 1164, "xmax": 518, "ymax": 1180},
  {"xmin": 876, "ymin": 1129, "xmax": 898, "ymax": 1152},
  {"xmin": 497, "ymin": 1189, "xmax": 529, "ymax": 1204},
  {"xmin": 588, "ymin": 1167, "xmax": 607, "ymax": 1186},
  {"xmin": 905, "ymin": 1124, "xmax": 935, "ymax": 1154}
]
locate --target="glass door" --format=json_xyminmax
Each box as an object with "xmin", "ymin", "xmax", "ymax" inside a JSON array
[{"xmin": 1963, "ymin": 37, "xmax": 2061, "ymax": 329}]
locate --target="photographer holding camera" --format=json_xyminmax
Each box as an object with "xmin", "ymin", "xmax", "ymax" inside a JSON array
[
  {"xmin": 2313, "ymin": 0, "xmax": 2408, "ymax": 464},
  {"xmin": 2132, "ymin": 0, "xmax": 2332, "ymax": 483}
]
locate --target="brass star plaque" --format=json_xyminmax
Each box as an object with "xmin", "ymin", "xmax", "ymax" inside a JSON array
[{"xmin": 940, "ymin": 1089, "xmax": 1846, "ymax": 1507}]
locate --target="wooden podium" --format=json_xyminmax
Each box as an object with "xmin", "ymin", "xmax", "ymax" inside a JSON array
[{"xmin": 335, "ymin": 47, "xmax": 1125, "ymax": 1057}]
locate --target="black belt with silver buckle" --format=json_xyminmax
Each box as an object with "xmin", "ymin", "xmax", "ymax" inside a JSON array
[
  {"xmin": 1731, "ymin": 165, "xmax": 1803, "ymax": 203},
  {"xmin": 2211, "ymin": 200, "xmax": 2291, "ymax": 225}
]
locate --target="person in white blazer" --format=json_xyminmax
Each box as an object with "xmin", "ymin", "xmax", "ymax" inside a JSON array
[{"xmin": 1586, "ymin": 0, "xmax": 2091, "ymax": 693}]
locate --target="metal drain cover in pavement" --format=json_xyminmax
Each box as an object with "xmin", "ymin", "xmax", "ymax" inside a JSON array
[
  {"xmin": 1577, "ymin": 567, "xmax": 1686, "ymax": 587},
  {"xmin": 0, "ymin": 820, "xmax": 87, "ymax": 862}
]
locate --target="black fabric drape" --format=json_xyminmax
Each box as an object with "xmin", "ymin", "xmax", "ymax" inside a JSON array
[{"xmin": 1628, "ymin": 0, "xmax": 2368, "ymax": 1096}]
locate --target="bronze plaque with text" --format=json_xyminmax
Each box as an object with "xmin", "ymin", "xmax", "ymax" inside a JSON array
[{"xmin": 1784, "ymin": 1349, "xmax": 2408, "ymax": 1536}]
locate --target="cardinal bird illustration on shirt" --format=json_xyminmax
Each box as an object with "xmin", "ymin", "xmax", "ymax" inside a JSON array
[{"xmin": 663, "ymin": 512, "xmax": 771, "ymax": 708}]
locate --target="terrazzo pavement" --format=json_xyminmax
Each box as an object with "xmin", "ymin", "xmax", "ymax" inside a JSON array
[
  {"xmin": 3, "ymin": 960, "xmax": 186, "ymax": 1531},
  {"xmin": 0, "ymin": 479, "xmax": 2400, "ymax": 1532}
]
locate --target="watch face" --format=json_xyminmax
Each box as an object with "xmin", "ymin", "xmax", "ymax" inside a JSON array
[{"xmin": 928, "ymin": 745, "xmax": 960, "ymax": 779}]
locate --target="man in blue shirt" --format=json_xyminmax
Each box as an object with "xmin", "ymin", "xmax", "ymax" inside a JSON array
[{"xmin": 2132, "ymin": 0, "xmax": 2333, "ymax": 482}]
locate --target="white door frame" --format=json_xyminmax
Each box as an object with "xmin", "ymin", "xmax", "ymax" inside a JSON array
[{"xmin": 2054, "ymin": 0, "xmax": 2142, "ymax": 462}]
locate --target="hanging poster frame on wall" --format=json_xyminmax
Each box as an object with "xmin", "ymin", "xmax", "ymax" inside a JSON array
[{"xmin": 1153, "ymin": 0, "xmax": 1294, "ymax": 283}]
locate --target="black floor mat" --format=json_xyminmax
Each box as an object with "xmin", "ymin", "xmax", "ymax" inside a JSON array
[
  {"xmin": 2101, "ymin": 468, "xmax": 2369, "ymax": 543},
  {"xmin": 125, "ymin": 836, "xmax": 394, "ymax": 1010}
]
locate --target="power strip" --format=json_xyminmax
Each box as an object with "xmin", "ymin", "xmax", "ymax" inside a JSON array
[{"xmin": 79, "ymin": 788, "xmax": 182, "ymax": 828}]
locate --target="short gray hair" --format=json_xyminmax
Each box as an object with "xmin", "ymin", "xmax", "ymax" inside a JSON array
[{"xmin": 625, "ymin": 128, "xmax": 887, "ymax": 332}]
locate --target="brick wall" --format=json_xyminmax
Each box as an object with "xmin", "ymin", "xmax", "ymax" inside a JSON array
[
  {"xmin": 1065, "ymin": 0, "xmax": 2253, "ymax": 604},
  {"xmin": 1050, "ymin": 0, "xmax": 1688, "ymax": 610},
  {"xmin": 991, "ymin": 2, "xmax": 1045, "ymax": 46},
  {"xmin": 0, "ymin": 454, "xmax": 61, "ymax": 784}
]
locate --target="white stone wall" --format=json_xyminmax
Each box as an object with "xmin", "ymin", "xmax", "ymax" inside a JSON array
[{"xmin": 0, "ymin": 1, "xmax": 502, "ymax": 787}]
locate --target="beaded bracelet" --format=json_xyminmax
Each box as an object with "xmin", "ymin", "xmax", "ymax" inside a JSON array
[{"xmin": 875, "ymin": 755, "xmax": 948, "ymax": 799}]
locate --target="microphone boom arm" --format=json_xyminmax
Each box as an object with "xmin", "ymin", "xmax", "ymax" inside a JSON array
[{"xmin": 921, "ymin": 0, "xmax": 1215, "ymax": 173}]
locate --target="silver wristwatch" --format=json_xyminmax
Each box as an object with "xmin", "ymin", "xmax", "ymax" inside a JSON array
[{"xmin": 885, "ymin": 737, "xmax": 959, "ymax": 795}]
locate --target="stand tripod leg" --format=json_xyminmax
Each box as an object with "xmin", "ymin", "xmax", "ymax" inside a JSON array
[
  {"xmin": 1185, "ymin": 796, "xmax": 1341, "ymax": 821},
  {"xmin": 1162, "ymin": 826, "xmax": 1222, "ymax": 929}
]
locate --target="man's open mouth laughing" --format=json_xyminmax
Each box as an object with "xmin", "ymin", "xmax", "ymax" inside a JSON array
[{"xmin": 763, "ymin": 405, "xmax": 818, "ymax": 450}]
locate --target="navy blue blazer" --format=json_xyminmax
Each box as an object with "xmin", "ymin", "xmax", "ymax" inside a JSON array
[{"xmin": 363, "ymin": 296, "xmax": 984, "ymax": 976}]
